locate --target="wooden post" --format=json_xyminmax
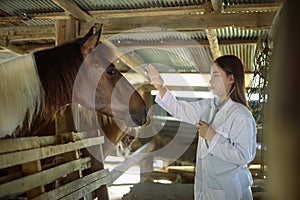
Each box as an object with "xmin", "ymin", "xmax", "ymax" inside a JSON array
[
  {"xmin": 78, "ymin": 107, "xmax": 109, "ymax": 200},
  {"xmin": 81, "ymin": 129, "xmax": 109, "ymax": 200},
  {"xmin": 203, "ymin": 1, "xmax": 222, "ymax": 60},
  {"xmin": 54, "ymin": 105, "xmax": 84, "ymax": 198},
  {"xmin": 55, "ymin": 19, "xmax": 77, "ymax": 46},
  {"xmin": 54, "ymin": 18, "xmax": 79, "ymax": 193},
  {"xmin": 22, "ymin": 161, "xmax": 45, "ymax": 198}
]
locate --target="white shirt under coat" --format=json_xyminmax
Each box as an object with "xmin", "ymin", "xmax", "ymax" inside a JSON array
[{"xmin": 155, "ymin": 90, "xmax": 257, "ymax": 200}]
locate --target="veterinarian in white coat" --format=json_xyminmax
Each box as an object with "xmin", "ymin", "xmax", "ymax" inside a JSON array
[{"xmin": 147, "ymin": 55, "xmax": 257, "ymax": 200}]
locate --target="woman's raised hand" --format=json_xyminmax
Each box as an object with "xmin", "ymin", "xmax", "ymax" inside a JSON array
[{"xmin": 147, "ymin": 64, "xmax": 164, "ymax": 90}]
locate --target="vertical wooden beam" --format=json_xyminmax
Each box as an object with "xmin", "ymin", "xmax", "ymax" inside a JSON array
[
  {"xmin": 55, "ymin": 19, "xmax": 77, "ymax": 46},
  {"xmin": 22, "ymin": 160, "xmax": 45, "ymax": 198},
  {"xmin": 211, "ymin": 0, "xmax": 224, "ymax": 13},
  {"xmin": 54, "ymin": 106, "xmax": 84, "ymax": 197},
  {"xmin": 81, "ymin": 129, "xmax": 109, "ymax": 200},
  {"xmin": 77, "ymin": 107, "xmax": 109, "ymax": 200},
  {"xmin": 204, "ymin": 1, "xmax": 222, "ymax": 60},
  {"xmin": 268, "ymin": 4, "xmax": 283, "ymax": 44}
]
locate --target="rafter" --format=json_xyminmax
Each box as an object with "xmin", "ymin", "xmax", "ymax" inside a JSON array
[
  {"xmin": 112, "ymin": 39, "xmax": 258, "ymax": 49},
  {"xmin": 80, "ymin": 11, "xmax": 276, "ymax": 34},
  {"xmin": 0, "ymin": 12, "xmax": 275, "ymax": 42},
  {"xmin": 0, "ymin": 37, "xmax": 26, "ymax": 54},
  {"xmin": 0, "ymin": 25, "xmax": 55, "ymax": 41},
  {"xmin": 51, "ymin": 0, "xmax": 94, "ymax": 22}
]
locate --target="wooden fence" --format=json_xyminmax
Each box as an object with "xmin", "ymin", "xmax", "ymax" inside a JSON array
[{"xmin": 0, "ymin": 131, "xmax": 110, "ymax": 199}]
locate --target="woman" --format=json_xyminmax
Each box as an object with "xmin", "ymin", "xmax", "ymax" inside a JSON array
[{"xmin": 147, "ymin": 55, "xmax": 257, "ymax": 200}]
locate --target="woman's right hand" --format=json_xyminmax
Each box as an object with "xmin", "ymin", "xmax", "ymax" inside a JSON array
[{"xmin": 147, "ymin": 64, "xmax": 164, "ymax": 90}]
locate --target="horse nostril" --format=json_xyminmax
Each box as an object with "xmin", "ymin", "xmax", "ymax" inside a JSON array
[
  {"xmin": 128, "ymin": 105, "xmax": 147, "ymax": 127},
  {"xmin": 130, "ymin": 114, "xmax": 142, "ymax": 126},
  {"xmin": 129, "ymin": 111, "xmax": 147, "ymax": 127}
]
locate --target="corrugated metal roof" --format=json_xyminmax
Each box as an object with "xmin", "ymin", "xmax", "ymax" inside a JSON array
[
  {"xmin": 0, "ymin": 0, "xmax": 281, "ymax": 17},
  {"xmin": 104, "ymin": 27, "xmax": 266, "ymax": 72},
  {"xmin": 117, "ymin": 44, "xmax": 254, "ymax": 73},
  {"xmin": 0, "ymin": 0, "xmax": 62, "ymax": 16},
  {"xmin": 72, "ymin": 0, "xmax": 208, "ymax": 10},
  {"xmin": 220, "ymin": 43, "xmax": 257, "ymax": 71},
  {"xmin": 0, "ymin": 0, "xmax": 279, "ymax": 73}
]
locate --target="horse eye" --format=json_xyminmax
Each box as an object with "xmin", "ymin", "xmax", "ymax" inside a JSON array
[{"xmin": 106, "ymin": 68, "xmax": 116, "ymax": 75}]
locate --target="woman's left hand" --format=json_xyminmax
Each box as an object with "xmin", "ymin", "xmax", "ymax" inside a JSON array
[{"xmin": 196, "ymin": 121, "xmax": 216, "ymax": 141}]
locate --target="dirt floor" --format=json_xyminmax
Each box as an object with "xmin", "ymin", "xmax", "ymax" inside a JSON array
[{"xmin": 122, "ymin": 182, "xmax": 194, "ymax": 200}]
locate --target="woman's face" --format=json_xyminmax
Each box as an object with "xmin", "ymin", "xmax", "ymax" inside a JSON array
[{"xmin": 209, "ymin": 63, "xmax": 234, "ymax": 97}]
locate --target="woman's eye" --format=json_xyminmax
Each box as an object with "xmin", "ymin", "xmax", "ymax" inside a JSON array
[{"xmin": 106, "ymin": 68, "xmax": 116, "ymax": 75}]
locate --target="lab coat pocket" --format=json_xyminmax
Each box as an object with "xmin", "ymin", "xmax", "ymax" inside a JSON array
[{"xmin": 207, "ymin": 188, "xmax": 226, "ymax": 200}]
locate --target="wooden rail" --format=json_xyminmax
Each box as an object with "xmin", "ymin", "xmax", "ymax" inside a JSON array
[{"xmin": 0, "ymin": 131, "xmax": 110, "ymax": 199}]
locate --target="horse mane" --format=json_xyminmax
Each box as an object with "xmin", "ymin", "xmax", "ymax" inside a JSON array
[
  {"xmin": 33, "ymin": 41, "xmax": 84, "ymax": 117},
  {"xmin": 0, "ymin": 54, "xmax": 44, "ymax": 137}
]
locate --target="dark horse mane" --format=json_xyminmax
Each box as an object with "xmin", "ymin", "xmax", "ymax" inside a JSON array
[{"xmin": 34, "ymin": 41, "xmax": 84, "ymax": 117}]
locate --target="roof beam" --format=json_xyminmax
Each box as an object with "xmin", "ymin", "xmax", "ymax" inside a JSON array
[
  {"xmin": 0, "ymin": 38, "xmax": 258, "ymax": 53},
  {"xmin": 113, "ymin": 39, "xmax": 258, "ymax": 48},
  {"xmin": 0, "ymin": 11, "xmax": 275, "ymax": 41},
  {"xmin": 0, "ymin": 37, "xmax": 26, "ymax": 54},
  {"xmin": 81, "ymin": 11, "xmax": 276, "ymax": 34},
  {"xmin": 51, "ymin": 0, "xmax": 94, "ymax": 22},
  {"xmin": 0, "ymin": 25, "xmax": 55, "ymax": 41},
  {"xmin": 224, "ymin": 3, "xmax": 281, "ymax": 12}
]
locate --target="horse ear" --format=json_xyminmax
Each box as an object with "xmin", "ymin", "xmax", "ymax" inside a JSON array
[{"xmin": 80, "ymin": 24, "xmax": 103, "ymax": 59}]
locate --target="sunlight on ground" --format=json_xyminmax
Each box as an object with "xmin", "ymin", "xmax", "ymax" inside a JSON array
[{"xmin": 105, "ymin": 156, "xmax": 141, "ymax": 200}]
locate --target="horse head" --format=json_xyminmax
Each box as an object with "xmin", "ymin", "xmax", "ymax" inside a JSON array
[{"xmin": 72, "ymin": 25, "xmax": 147, "ymax": 127}]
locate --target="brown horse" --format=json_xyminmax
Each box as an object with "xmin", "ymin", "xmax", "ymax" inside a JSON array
[{"xmin": 0, "ymin": 24, "xmax": 147, "ymax": 138}]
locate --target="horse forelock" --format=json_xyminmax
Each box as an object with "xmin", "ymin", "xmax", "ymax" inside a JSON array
[
  {"xmin": 34, "ymin": 42, "xmax": 84, "ymax": 116},
  {"xmin": 0, "ymin": 54, "xmax": 44, "ymax": 137}
]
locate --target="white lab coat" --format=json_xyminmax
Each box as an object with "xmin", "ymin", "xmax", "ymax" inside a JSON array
[{"xmin": 155, "ymin": 90, "xmax": 257, "ymax": 200}]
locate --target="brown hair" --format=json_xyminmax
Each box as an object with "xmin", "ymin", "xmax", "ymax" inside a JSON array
[{"xmin": 214, "ymin": 55, "xmax": 249, "ymax": 108}]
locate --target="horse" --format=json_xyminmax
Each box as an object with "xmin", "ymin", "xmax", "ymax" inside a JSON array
[
  {"xmin": 0, "ymin": 24, "xmax": 147, "ymax": 199},
  {"xmin": 0, "ymin": 24, "xmax": 147, "ymax": 138}
]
